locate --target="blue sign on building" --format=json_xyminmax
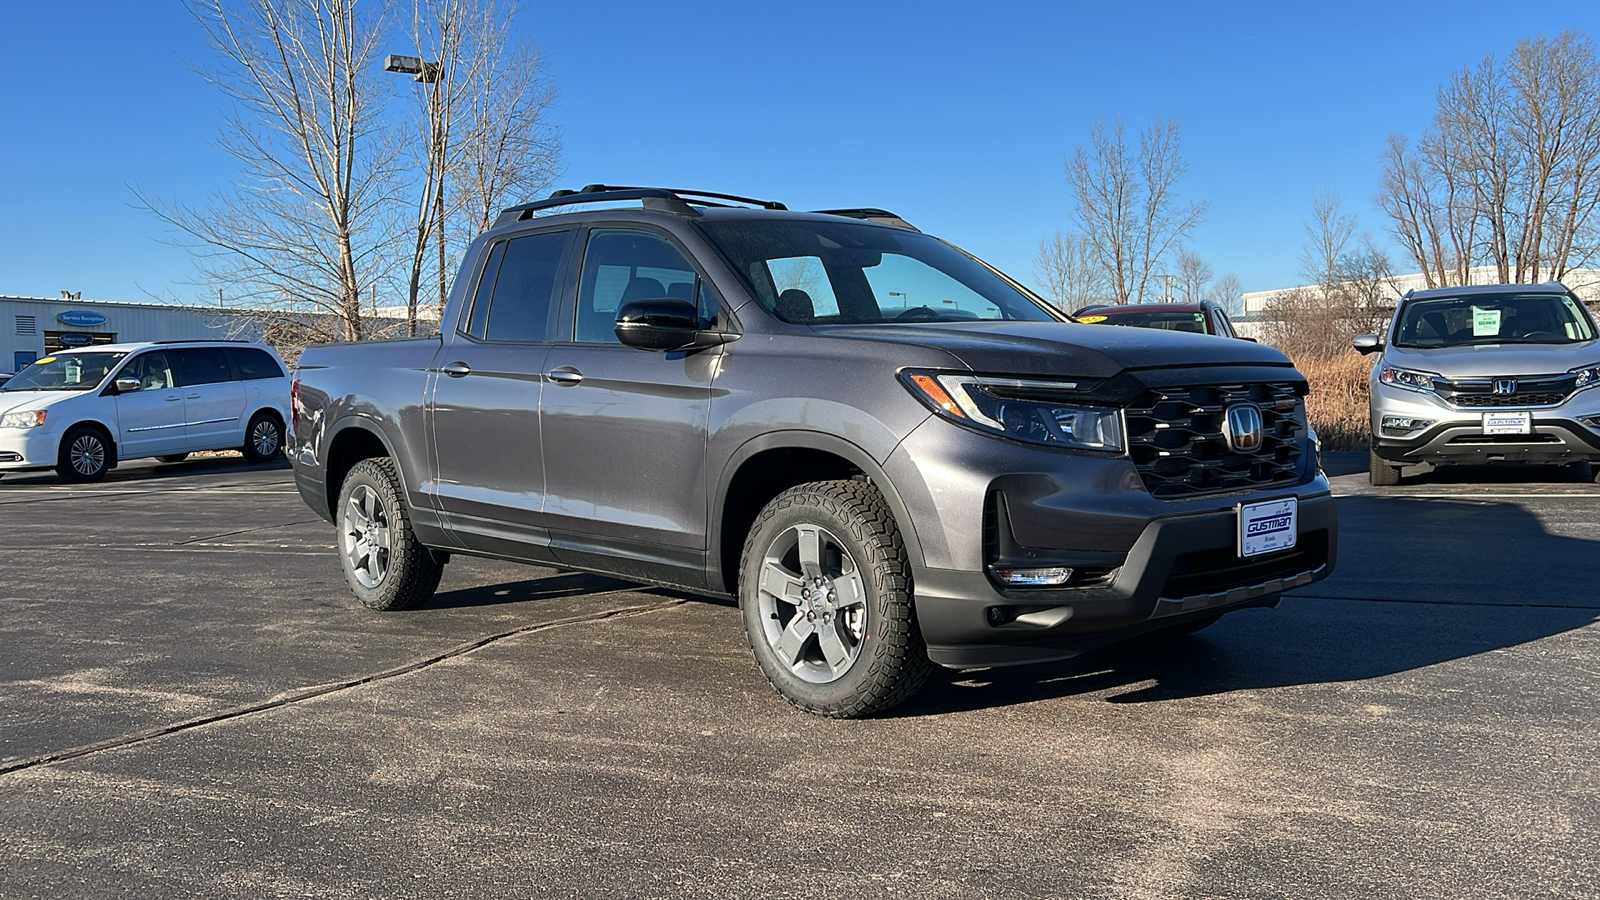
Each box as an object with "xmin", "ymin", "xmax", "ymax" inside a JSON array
[
  {"xmin": 57, "ymin": 311, "xmax": 108, "ymax": 327},
  {"xmin": 57, "ymin": 333, "xmax": 95, "ymax": 347}
]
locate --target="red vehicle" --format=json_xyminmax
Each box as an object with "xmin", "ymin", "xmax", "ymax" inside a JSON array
[{"xmin": 1073, "ymin": 301, "xmax": 1253, "ymax": 341}]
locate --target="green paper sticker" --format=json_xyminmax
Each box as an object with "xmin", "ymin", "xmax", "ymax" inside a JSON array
[{"xmin": 1472, "ymin": 306, "xmax": 1501, "ymax": 337}]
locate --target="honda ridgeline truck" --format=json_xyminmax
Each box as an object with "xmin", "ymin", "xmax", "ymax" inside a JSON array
[{"xmin": 290, "ymin": 185, "xmax": 1338, "ymax": 717}]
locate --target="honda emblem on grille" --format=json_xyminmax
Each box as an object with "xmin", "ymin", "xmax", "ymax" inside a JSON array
[
  {"xmin": 1493, "ymin": 379, "xmax": 1517, "ymax": 395},
  {"xmin": 1223, "ymin": 404, "xmax": 1265, "ymax": 452}
]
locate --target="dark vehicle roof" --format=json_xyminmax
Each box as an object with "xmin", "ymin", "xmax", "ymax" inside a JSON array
[{"xmin": 1407, "ymin": 282, "xmax": 1572, "ymax": 301}]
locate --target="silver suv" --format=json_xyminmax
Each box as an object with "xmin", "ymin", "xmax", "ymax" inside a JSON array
[{"xmin": 1354, "ymin": 282, "xmax": 1600, "ymax": 485}]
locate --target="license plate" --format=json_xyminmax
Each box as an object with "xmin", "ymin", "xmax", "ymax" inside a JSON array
[
  {"xmin": 1239, "ymin": 498, "xmax": 1297, "ymax": 558},
  {"xmin": 1482, "ymin": 411, "xmax": 1531, "ymax": 434}
]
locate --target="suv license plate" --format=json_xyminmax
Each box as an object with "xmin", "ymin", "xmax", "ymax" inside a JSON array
[
  {"xmin": 1239, "ymin": 498, "xmax": 1297, "ymax": 559},
  {"xmin": 1482, "ymin": 411, "xmax": 1531, "ymax": 434}
]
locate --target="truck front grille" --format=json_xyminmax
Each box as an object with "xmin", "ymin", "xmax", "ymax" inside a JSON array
[{"xmin": 1125, "ymin": 382, "xmax": 1305, "ymax": 499}]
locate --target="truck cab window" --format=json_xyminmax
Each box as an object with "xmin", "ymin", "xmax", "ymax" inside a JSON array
[
  {"xmin": 576, "ymin": 230, "xmax": 703, "ymax": 344},
  {"xmin": 482, "ymin": 231, "xmax": 570, "ymax": 343}
]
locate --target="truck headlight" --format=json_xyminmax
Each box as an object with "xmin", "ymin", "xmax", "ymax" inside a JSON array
[
  {"xmin": 0, "ymin": 410, "xmax": 47, "ymax": 428},
  {"xmin": 1570, "ymin": 364, "xmax": 1600, "ymax": 391},
  {"xmin": 1378, "ymin": 364, "xmax": 1437, "ymax": 393},
  {"xmin": 900, "ymin": 370, "xmax": 1124, "ymax": 452}
]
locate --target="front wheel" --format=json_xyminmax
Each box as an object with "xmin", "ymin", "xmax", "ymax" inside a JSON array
[
  {"xmin": 241, "ymin": 411, "xmax": 284, "ymax": 463},
  {"xmin": 739, "ymin": 480, "xmax": 931, "ymax": 718},
  {"xmin": 57, "ymin": 426, "xmax": 112, "ymax": 483},
  {"xmin": 1368, "ymin": 449, "xmax": 1403, "ymax": 486},
  {"xmin": 336, "ymin": 458, "xmax": 443, "ymax": 610}
]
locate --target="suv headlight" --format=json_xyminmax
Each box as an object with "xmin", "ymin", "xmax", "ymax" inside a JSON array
[
  {"xmin": 0, "ymin": 410, "xmax": 47, "ymax": 428},
  {"xmin": 1378, "ymin": 364, "xmax": 1438, "ymax": 393},
  {"xmin": 1570, "ymin": 363, "xmax": 1600, "ymax": 391},
  {"xmin": 900, "ymin": 370, "xmax": 1124, "ymax": 452}
]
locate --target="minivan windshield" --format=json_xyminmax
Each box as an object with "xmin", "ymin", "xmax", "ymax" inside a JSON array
[
  {"xmin": 1, "ymin": 352, "xmax": 128, "ymax": 391},
  {"xmin": 1393, "ymin": 292, "xmax": 1597, "ymax": 348},
  {"xmin": 697, "ymin": 218, "xmax": 1063, "ymax": 325},
  {"xmin": 1084, "ymin": 310, "xmax": 1209, "ymax": 333}
]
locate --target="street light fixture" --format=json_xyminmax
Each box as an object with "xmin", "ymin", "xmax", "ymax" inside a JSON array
[
  {"xmin": 384, "ymin": 52, "xmax": 446, "ymax": 332},
  {"xmin": 384, "ymin": 54, "xmax": 440, "ymax": 83},
  {"xmin": 887, "ymin": 291, "xmax": 910, "ymax": 307}
]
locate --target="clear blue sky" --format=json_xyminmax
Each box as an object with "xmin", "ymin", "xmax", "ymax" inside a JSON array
[{"xmin": 2, "ymin": 1, "xmax": 1597, "ymax": 305}]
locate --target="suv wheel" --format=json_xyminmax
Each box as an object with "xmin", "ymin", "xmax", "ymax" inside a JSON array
[
  {"xmin": 336, "ymin": 458, "xmax": 443, "ymax": 610},
  {"xmin": 1368, "ymin": 450, "xmax": 1402, "ymax": 486},
  {"xmin": 242, "ymin": 411, "xmax": 284, "ymax": 462},
  {"xmin": 739, "ymin": 480, "xmax": 931, "ymax": 718},
  {"xmin": 57, "ymin": 426, "xmax": 112, "ymax": 483}
]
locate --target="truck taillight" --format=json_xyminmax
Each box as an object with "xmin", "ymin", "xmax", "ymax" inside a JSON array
[{"xmin": 290, "ymin": 370, "xmax": 300, "ymax": 422}]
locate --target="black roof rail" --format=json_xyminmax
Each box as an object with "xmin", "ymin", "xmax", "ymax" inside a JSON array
[
  {"xmin": 150, "ymin": 339, "xmax": 250, "ymax": 345},
  {"xmin": 494, "ymin": 184, "xmax": 787, "ymax": 228},
  {"xmin": 813, "ymin": 208, "xmax": 919, "ymax": 232}
]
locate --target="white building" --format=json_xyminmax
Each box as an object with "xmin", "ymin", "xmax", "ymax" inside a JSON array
[{"xmin": 1233, "ymin": 267, "xmax": 1600, "ymax": 339}]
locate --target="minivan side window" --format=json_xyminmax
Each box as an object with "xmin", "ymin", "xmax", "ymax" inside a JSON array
[
  {"xmin": 171, "ymin": 347, "xmax": 233, "ymax": 386},
  {"xmin": 226, "ymin": 347, "xmax": 285, "ymax": 380},
  {"xmin": 123, "ymin": 351, "xmax": 175, "ymax": 390}
]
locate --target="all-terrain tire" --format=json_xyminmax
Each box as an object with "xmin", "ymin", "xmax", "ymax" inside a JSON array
[
  {"xmin": 336, "ymin": 458, "xmax": 444, "ymax": 611},
  {"xmin": 1368, "ymin": 449, "xmax": 1402, "ymax": 486},
  {"xmin": 739, "ymin": 480, "xmax": 932, "ymax": 718}
]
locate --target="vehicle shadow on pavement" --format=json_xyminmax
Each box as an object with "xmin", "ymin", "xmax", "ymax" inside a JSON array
[
  {"xmin": 895, "ymin": 494, "xmax": 1600, "ymax": 716},
  {"xmin": 0, "ymin": 456, "xmax": 291, "ymax": 486},
  {"xmin": 420, "ymin": 571, "xmax": 645, "ymax": 609}
]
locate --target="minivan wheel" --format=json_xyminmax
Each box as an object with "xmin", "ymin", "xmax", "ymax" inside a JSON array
[
  {"xmin": 738, "ymin": 480, "xmax": 931, "ymax": 718},
  {"xmin": 336, "ymin": 458, "xmax": 443, "ymax": 611},
  {"xmin": 57, "ymin": 426, "xmax": 111, "ymax": 483},
  {"xmin": 1368, "ymin": 450, "xmax": 1403, "ymax": 486},
  {"xmin": 242, "ymin": 411, "xmax": 284, "ymax": 462}
]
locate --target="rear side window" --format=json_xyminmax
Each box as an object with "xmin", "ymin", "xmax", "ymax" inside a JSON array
[
  {"xmin": 466, "ymin": 231, "xmax": 571, "ymax": 343},
  {"xmin": 171, "ymin": 347, "xmax": 233, "ymax": 386},
  {"xmin": 226, "ymin": 347, "xmax": 285, "ymax": 380}
]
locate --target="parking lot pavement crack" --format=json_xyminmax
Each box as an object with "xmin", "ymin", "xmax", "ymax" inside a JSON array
[
  {"xmin": 173, "ymin": 520, "xmax": 323, "ymax": 544},
  {"xmin": 1292, "ymin": 592, "xmax": 1600, "ymax": 610},
  {"xmin": 0, "ymin": 596, "xmax": 686, "ymax": 777}
]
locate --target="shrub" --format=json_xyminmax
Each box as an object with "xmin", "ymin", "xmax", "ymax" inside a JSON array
[{"xmin": 1290, "ymin": 351, "xmax": 1372, "ymax": 450}]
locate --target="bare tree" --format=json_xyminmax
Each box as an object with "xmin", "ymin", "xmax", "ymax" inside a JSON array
[
  {"xmin": 1377, "ymin": 29, "xmax": 1600, "ymax": 285},
  {"xmin": 1032, "ymin": 230, "xmax": 1108, "ymax": 311},
  {"xmin": 1066, "ymin": 118, "xmax": 1207, "ymax": 303},
  {"xmin": 1298, "ymin": 193, "xmax": 1357, "ymax": 286},
  {"xmin": 144, "ymin": 0, "xmax": 397, "ymax": 341},
  {"xmin": 1211, "ymin": 272, "xmax": 1243, "ymax": 316},
  {"xmin": 1174, "ymin": 248, "xmax": 1213, "ymax": 302}
]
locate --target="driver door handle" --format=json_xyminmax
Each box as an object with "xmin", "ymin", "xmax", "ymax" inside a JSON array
[
  {"xmin": 546, "ymin": 366, "xmax": 583, "ymax": 386},
  {"xmin": 440, "ymin": 361, "xmax": 472, "ymax": 378}
]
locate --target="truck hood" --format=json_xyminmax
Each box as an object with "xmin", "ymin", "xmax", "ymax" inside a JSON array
[
  {"xmin": 817, "ymin": 320, "xmax": 1293, "ymax": 379},
  {"xmin": 0, "ymin": 390, "xmax": 84, "ymax": 416},
  {"xmin": 1385, "ymin": 340, "xmax": 1600, "ymax": 377}
]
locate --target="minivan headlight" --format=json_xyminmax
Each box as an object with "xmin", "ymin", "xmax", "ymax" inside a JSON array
[
  {"xmin": 1570, "ymin": 364, "xmax": 1600, "ymax": 391},
  {"xmin": 900, "ymin": 370, "xmax": 1124, "ymax": 452},
  {"xmin": 1378, "ymin": 364, "xmax": 1437, "ymax": 393},
  {"xmin": 1, "ymin": 410, "xmax": 47, "ymax": 428}
]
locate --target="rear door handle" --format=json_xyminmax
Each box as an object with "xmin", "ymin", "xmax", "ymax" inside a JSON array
[
  {"xmin": 185, "ymin": 394, "xmax": 201, "ymax": 400},
  {"xmin": 546, "ymin": 366, "xmax": 583, "ymax": 386},
  {"xmin": 440, "ymin": 362, "xmax": 472, "ymax": 378}
]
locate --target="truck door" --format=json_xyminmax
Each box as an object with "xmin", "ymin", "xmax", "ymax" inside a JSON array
[
  {"xmin": 427, "ymin": 227, "xmax": 574, "ymax": 563},
  {"xmin": 539, "ymin": 227, "xmax": 720, "ymax": 586}
]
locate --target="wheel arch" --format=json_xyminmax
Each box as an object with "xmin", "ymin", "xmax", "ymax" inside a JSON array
[
  {"xmin": 60, "ymin": 418, "xmax": 120, "ymax": 467},
  {"xmin": 710, "ymin": 431, "xmax": 924, "ymax": 597},
  {"xmin": 323, "ymin": 416, "xmax": 405, "ymax": 521}
]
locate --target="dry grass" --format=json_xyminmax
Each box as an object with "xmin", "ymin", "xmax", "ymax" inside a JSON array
[{"xmin": 1290, "ymin": 351, "xmax": 1373, "ymax": 450}]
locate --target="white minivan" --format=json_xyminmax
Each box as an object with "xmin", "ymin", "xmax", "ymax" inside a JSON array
[{"xmin": 0, "ymin": 340, "xmax": 291, "ymax": 483}]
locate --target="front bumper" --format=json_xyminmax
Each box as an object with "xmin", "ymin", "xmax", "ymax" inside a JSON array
[
  {"xmin": 882, "ymin": 416, "xmax": 1337, "ymax": 669},
  {"xmin": 1370, "ymin": 381, "xmax": 1600, "ymax": 465},
  {"xmin": 0, "ymin": 427, "xmax": 63, "ymax": 471}
]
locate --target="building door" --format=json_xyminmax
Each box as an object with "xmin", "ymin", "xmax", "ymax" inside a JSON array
[{"xmin": 13, "ymin": 351, "xmax": 36, "ymax": 372}]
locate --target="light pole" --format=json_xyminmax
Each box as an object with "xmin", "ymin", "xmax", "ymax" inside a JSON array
[
  {"xmin": 887, "ymin": 291, "xmax": 910, "ymax": 308},
  {"xmin": 384, "ymin": 54, "xmax": 446, "ymax": 330}
]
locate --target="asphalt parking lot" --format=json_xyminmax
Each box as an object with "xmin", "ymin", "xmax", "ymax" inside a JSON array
[{"xmin": 2, "ymin": 453, "xmax": 1597, "ymax": 899}]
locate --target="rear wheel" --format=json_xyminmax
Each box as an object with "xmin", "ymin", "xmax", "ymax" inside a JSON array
[
  {"xmin": 336, "ymin": 458, "xmax": 443, "ymax": 611},
  {"xmin": 57, "ymin": 426, "xmax": 111, "ymax": 483},
  {"xmin": 241, "ymin": 411, "xmax": 284, "ymax": 463},
  {"xmin": 1368, "ymin": 450, "xmax": 1402, "ymax": 486},
  {"xmin": 739, "ymin": 480, "xmax": 931, "ymax": 718}
]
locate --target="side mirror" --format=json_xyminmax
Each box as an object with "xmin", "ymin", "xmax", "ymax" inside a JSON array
[
  {"xmin": 114, "ymin": 377, "xmax": 141, "ymax": 393},
  {"xmin": 1351, "ymin": 333, "xmax": 1383, "ymax": 354},
  {"xmin": 615, "ymin": 298, "xmax": 738, "ymax": 352}
]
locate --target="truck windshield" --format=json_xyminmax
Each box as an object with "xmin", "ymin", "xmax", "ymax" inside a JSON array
[
  {"xmin": 2, "ymin": 352, "xmax": 127, "ymax": 391},
  {"xmin": 697, "ymin": 218, "xmax": 1062, "ymax": 325},
  {"xmin": 1393, "ymin": 293, "xmax": 1597, "ymax": 348}
]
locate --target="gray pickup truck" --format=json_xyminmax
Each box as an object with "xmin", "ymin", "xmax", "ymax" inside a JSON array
[{"xmin": 290, "ymin": 185, "xmax": 1337, "ymax": 717}]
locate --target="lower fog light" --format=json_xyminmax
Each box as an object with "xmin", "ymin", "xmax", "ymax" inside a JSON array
[{"xmin": 990, "ymin": 566, "xmax": 1074, "ymax": 586}]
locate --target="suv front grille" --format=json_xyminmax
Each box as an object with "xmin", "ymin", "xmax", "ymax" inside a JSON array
[
  {"xmin": 1435, "ymin": 374, "xmax": 1574, "ymax": 409},
  {"xmin": 1450, "ymin": 392, "xmax": 1567, "ymax": 408},
  {"xmin": 1125, "ymin": 382, "xmax": 1305, "ymax": 499}
]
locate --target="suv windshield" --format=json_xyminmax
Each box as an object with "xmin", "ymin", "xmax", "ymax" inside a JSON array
[
  {"xmin": 698, "ymin": 218, "xmax": 1061, "ymax": 325},
  {"xmin": 1393, "ymin": 292, "xmax": 1597, "ymax": 348},
  {"xmin": 2, "ymin": 352, "xmax": 128, "ymax": 391}
]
